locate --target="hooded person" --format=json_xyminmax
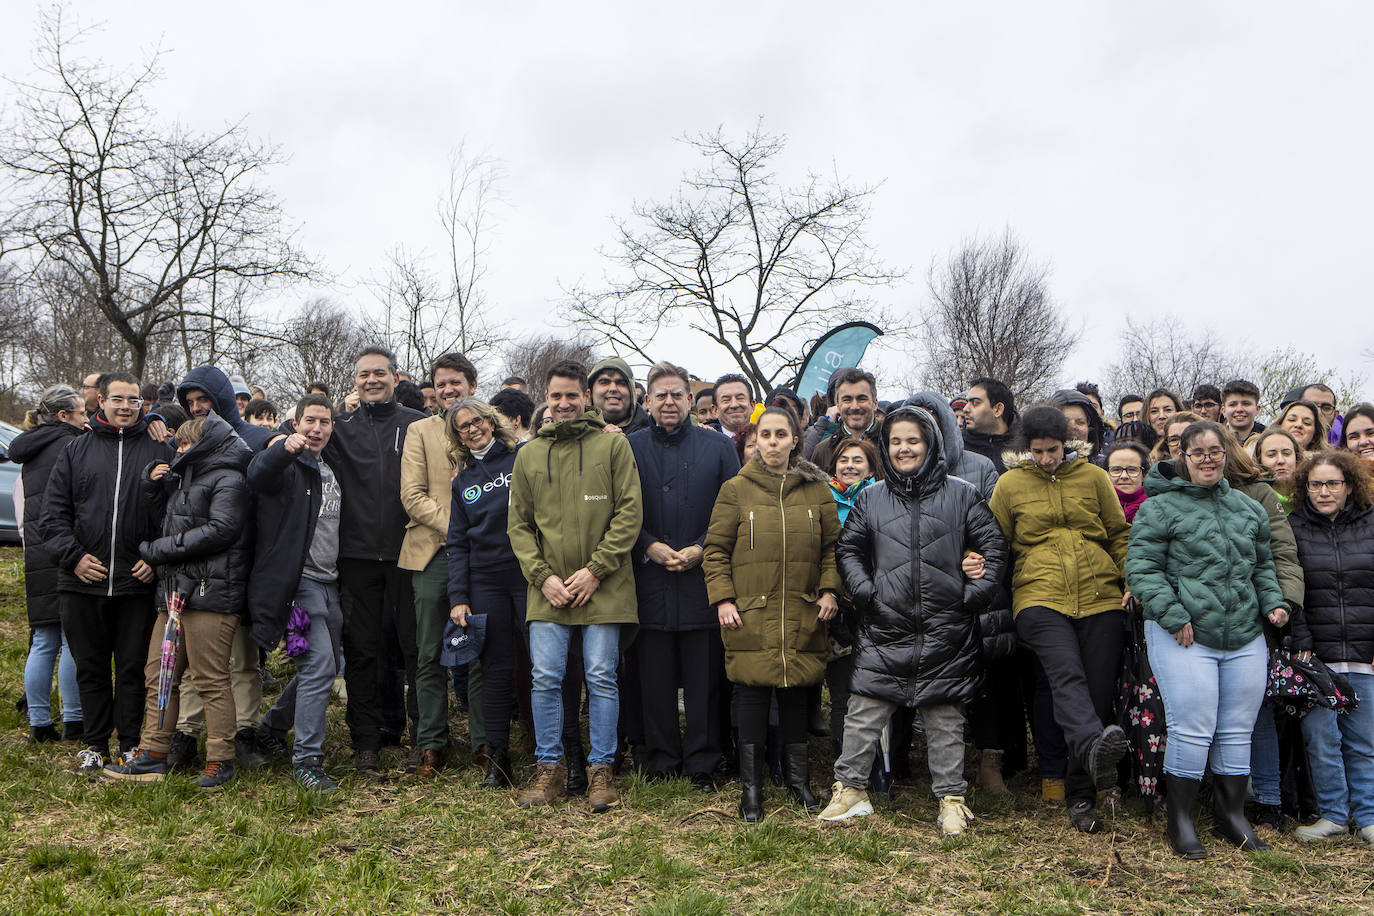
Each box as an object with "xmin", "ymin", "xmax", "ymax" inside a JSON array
[
  {"xmin": 903, "ymin": 392, "xmax": 998, "ymax": 500},
  {"xmin": 820, "ymin": 405, "xmax": 1007, "ymax": 832},
  {"xmin": 588, "ymin": 356, "xmax": 651, "ymax": 435},
  {"xmin": 1050, "ymin": 389, "xmax": 1107, "ymax": 461},
  {"xmin": 177, "ymin": 366, "xmax": 274, "ymax": 453}
]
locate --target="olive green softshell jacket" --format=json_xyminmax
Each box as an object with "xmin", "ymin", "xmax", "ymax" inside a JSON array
[
  {"xmin": 703, "ymin": 457, "xmax": 842, "ymax": 688},
  {"xmin": 988, "ymin": 450, "xmax": 1130, "ymax": 619},
  {"xmin": 508, "ymin": 409, "xmax": 643, "ymax": 626}
]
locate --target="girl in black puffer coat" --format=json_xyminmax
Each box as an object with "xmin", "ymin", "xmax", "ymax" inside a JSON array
[
  {"xmin": 105, "ymin": 414, "xmax": 253, "ymax": 788},
  {"xmin": 820, "ymin": 406, "xmax": 1007, "ymax": 833}
]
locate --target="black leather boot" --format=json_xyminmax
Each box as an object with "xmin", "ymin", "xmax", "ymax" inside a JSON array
[
  {"xmin": 766, "ymin": 725, "xmax": 784, "ymax": 786},
  {"xmin": 1211, "ymin": 773, "xmax": 1269, "ymax": 851},
  {"xmin": 481, "ymin": 749, "xmax": 512, "ymax": 788},
  {"xmin": 783, "ymin": 743, "xmax": 819, "ymax": 812},
  {"xmin": 1163, "ymin": 773, "xmax": 1208, "ymax": 859},
  {"xmin": 565, "ymin": 737, "xmax": 589, "ymax": 796},
  {"xmin": 738, "ymin": 744, "xmax": 765, "ymax": 822}
]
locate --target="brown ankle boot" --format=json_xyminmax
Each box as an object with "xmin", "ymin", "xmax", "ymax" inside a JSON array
[
  {"xmin": 517, "ymin": 762, "xmax": 566, "ymax": 807},
  {"xmin": 415, "ymin": 748, "xmax": 446, "ymax": 778},
  {"xmin": 588, "ymin": 764, "xmax": 619, "ymax": 813},
  {"xmin": 978, "ymin": 749, "xmax": 1008, "ymax": 794}
]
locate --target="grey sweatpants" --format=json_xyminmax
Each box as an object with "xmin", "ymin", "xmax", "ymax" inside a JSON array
[{"xmin": 834, "ymin": 693, "xmax": 968, "ymax": 797}]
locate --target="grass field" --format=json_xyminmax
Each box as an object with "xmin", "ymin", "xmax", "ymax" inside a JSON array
[{"xmin": 0, "ymin": 544, "xmax": 1369, "ymax": 914}]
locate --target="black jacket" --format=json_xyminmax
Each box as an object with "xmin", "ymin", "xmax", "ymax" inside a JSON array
[
  {"xmin": 176, "ymin": 365, "xmax": 273, "ymax": 452},
  {"xmin": 1289, "ymin": 500, "xmax": 1374, "ymax": 665},
  {"xmin": 9, "ymin": 421, "xmax": 84, "ymax": 625},
  {"xmin": 40, "ymin": 414, "xmax": 173, "ymax": 596},
  {"xmin": 962, "ymin": 428, "xmax": 1013, "ymax": 476},
  {"xmin": 246, "ymin": 438, "xmax": 325, "ymax": 650},
  {"xmin": 324, "ymin": 399, "xmax": 425, "ymax": 561},
  {"xmin": 139, "ymin": 414, "xmax": 254, "ymax": 615},
  {"xmin": 445, "ymin": 439, "xmax": 521, "ymax": 607},
  {"xmin": 836, "ymin": 406, "xmax": 1008, "ymax": 708},
  {"xmin": 627, "ymin": 420, "xmax": 741, "ymax": 631}
]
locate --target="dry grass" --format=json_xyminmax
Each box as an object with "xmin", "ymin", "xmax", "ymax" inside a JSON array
[{"xmin": 0, "ymin": 546, "xmax": 1369, "ymax": 915}]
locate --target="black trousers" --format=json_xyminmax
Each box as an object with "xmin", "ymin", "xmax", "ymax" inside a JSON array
[
  {"xmin": 1032, "ymin": 655, "xmax": 1070, "ymax": 779},
  {"xmin": 636, "ymin": 628, "xmax": 724, "ymax": 776},
  {"xmin": 339, "ymin": 560, "xmax": 411, "ymax": 750},
  {"xmin": 469, "ymin": 566, "xmax": 530, "ymax": 753},
  {"xmin": 1015, "ymin": 606, "xmax": 1124, "ymax": 804},
  {"xmin": 967, "ymin": 649, "xmax": 1033, "ymax": 775},
  {"xmin": 60, "ymin": 591, "xmax": 155, "ymax": 752},
  {"xmin": 735, "ymin": 684, "xmax": 808, "ymax": 747},
  {"xmin": 378, "ymin": 571, "xmax": 418, "ymax": 739}
]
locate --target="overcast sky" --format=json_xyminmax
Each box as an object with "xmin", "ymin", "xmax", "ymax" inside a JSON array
[{"xmin": 3, "ymin": 2, "xmax": 1371, "ymax": 398}]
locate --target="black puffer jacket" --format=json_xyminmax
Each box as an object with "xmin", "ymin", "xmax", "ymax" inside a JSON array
[
  {"xmin": 9, "ymin": 421, "xmax": 84, "ymax": 625},
  {"xmin": 1289, "ymin": 500, "xmax": 1374, "ymax": 664},
  {"xmin": 837, "ymin": 406, "xmax": 1008, "ymax": 708},
  {"xmin": 139, "ymin": 414, "xmax": 254, "ymax": 615}
]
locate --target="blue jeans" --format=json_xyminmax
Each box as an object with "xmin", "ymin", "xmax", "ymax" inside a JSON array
[
  {"xmin": 24, "ymin": 624, "xmax": 81, "ymax": 726},
  {"xmin": 529, "ymin": 622, "xmax": 620, "ymax": 766},
  {"xmin": 260, "ymin": 578, "xmax": 344, "ymax": 765},
  {"xmin": 1250, "ymin": 704, "xmax": 1281, "ymax": 805},
  {"xmin": 1301, "ymin": 671, "xmax": 1374, "ymax": 829},
  {"xmin": 1146, "ymin": 622, "xmax": 1267, "ymax": 779}
]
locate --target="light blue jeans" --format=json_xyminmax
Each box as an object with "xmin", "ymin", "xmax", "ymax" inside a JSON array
[
  {"xmin": 1145, "ymin": 621, "xmax": 1267, "ymax": 780},
  {"xmin": 24, "ymin": 624, "xmax": 81, "ymax": 726},
  {"xmin": 260, "ymin": 577, "xmax": 344, "ymax": 765},
  {"xmin": 1301, "ymin": 671, "xmax": 1374, "ymax": 829},
  {"xmin": 529, "ymin": 622, "xmax": 620, "ymax": 766}
]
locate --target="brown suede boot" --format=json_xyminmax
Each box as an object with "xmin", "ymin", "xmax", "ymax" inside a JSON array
[
  {"xmin": 978, "ymin": 749, "xmax": 1008, "ymax": 794},
  {"xmin": 517, "ymin": 762, "xmax": 566, "ymax": 808},
  {"xmin": 415, "ymin": 748, "xmax": 446, "ymax": 778},
  {"xmin": 588, "ymin": 764, "xmax": 619, "ymax": 813}
]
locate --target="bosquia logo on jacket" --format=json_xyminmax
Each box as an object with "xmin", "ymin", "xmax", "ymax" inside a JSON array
[
  {"xmin": 584, "ymin": 494, "xmax": 608, "ymax": 501},
  {"xmin": 462, "ymin": 472, "xmax": 512, "ymax": 504}
]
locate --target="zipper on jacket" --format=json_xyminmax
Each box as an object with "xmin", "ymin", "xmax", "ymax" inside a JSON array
[
  {"xmin": 108, "ymin": 430, "xmax": 125, "ymax": 598},
  {"xmin": 749, "ymin": 511, "xmax": 755, "ymax": 550},
  {"xmin": 808, "ymin": 507, "xmax": 814, "ymax": 535},
  {"xmin": 1330, "ymin": 522, "xmax": 1348, "ymax": 660},
  {"xmin": 778, "ymin": 476, "xmax": 788, "ymax": 687},
  {"xmin": 200, "ymin": 578, "xmax": 207, "ymax": 598}
]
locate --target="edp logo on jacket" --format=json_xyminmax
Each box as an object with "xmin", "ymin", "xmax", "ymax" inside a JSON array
[{"xmin": 462, "ymin": 471, "xmax": 512, "ymax": 505}]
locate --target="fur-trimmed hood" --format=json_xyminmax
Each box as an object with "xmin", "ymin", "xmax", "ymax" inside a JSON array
[{"xmin": 1001, "ymin": 439, "xmax": 1094, "ymax": 474}]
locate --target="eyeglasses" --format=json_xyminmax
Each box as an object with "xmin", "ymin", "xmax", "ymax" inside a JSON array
[
  {"xmin": 1313, "ymin": 403, "xmax": 1337, "ymax": 415},
  {"xmin": 1308, "ymin": 479, "xmax": 1347, "ymax": 492},
  {"xmin": 1192, "ymin": 400, "xmax": 1218, "ymax": 411},
  {"xmin": 455, "ymin": 417, "xmax": 489, "ymax": 434},
  {"xmin": 1184, "ymin": 447, "xmax": 1226, "ymax": 462},
  {"xmin": 104, "ymin": 396, "xmax": 143, "ymax": 407},
  {"xmin": 1107, "ymin": 466, "xmax": 1143, "ymax": 478}
]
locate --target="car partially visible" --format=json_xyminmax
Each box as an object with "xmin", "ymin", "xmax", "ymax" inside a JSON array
[{"xmin": 0, "ymin": 421, "xmax": 23, "ymax": 544}]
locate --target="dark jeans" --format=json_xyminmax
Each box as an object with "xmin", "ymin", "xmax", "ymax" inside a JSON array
[
  {"xmin": 1015, "ymin": 606, "xmax": 1124, "ymax": 805},
  {"xmin": 636, "ymin": 628, "xmax": 724, "ymax": 776},
  {"xmin": 470, "ymin": 565, "xmax": 530, "ymax": 753},
  {"xmin": 339, "ymin": 560, "xmax": 409, "ymax": 751},
  {"xmin": 378, "ymin": 568, "xmax": 418, "ymax": 739},
  {"xmin": 60, "ymin": 591, "xmax": 155, "ymax": 752},
  {"xmin": 735, "ymin": 684, "xmax": 808, "ymax": 747}
]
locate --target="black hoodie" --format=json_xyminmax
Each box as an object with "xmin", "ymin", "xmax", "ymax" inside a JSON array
[
  {"xmin": 9, "ymin": 420, "xmax": 85, "ymax": 624},
  {"xmin": 177, "ymin": 365, "xmax": 273, "ymax": 452},
  {"xmin": 40, "ymin": 413, "xmax": 173, "ymax": 596}
]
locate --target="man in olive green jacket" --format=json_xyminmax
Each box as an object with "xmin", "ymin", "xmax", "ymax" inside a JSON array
[{"xmin": 507, "ymin": 360, "xmax": 643, "ymax": 812}]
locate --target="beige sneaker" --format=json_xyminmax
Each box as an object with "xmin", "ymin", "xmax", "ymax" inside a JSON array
[
  {"xmin": 587, "ymin": 764, "xmax": 619, "ymax": 813},
  {"xmin": 939, "ymin": 795, "xmax": 974, "ymax": 836},
  {"xmin": 517, "ymin": 762, "xmax": 566, "ymax": 808},
  {"xmin": 818, "ymin": 782, "xmax": 874, "ymax": 822}
]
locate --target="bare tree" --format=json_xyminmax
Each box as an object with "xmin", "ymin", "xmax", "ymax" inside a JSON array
[
  {"xmin": 0, "ymin": 11, "xmax": 315, "ymax": 377},
  {"xmin": 502, "ymin": 333, "xmax": 599, "ymax": 403},
  {"xmin": 568, "ymin": 124, "xmax": 904, "ymax": 395},
  {"xmin": 259, "ymin": 297, "xmax": 371, "ymax": 400},
  {"xmin": 1106, "ymin": 317, "xmax": 1241, "ymax": 403},
  {"xmin": 920, "ymin": 229, "xmax": 1080, "ymax": 404},
  {"xmin": 371, "ymin": 145, "xmax": 505, "ymax": 378}
]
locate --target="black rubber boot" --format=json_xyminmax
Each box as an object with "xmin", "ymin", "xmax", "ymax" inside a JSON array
[
  {"xmin": 565, "ymin": 738, "xmax": 588, "ymax": 797},
  {"xmin": 1211, "ymin": 773, "xmax": 1270, "ymax": 851},
  {"xmin": 1163, "ymin": 773, "xmax": 1208, "ymax": 859},
  {"xmin": 782, "ymin": 743, "xmax": 819, "ymax": 812},
  {"xmin": 738, "ymin": 744, "xmax": 765, "ymax": 822},
  {"xmin": 62, "ymin": 720, "xmax": 84, "ymax": 743},
  {"xmin": 481, "ymin": 749, "xmax": 512, "ymax": 788}
]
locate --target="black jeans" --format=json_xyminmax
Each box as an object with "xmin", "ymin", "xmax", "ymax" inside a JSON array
[
  {"xmin": 339, "ymin": 560, "xmax": 410, "ymax": 750},
  {"xmin": 1015, "ymin": 606, "xmax": 1124, "ymax": 805},
  {"xmin": 967, "ymin": 649, "xmax": 1033, "ymax": 775},
  {"xmin": 636, "ymin": 628, "xmax": 724, "ymax": 776},
  {"xmin": 470, "ymin": 565, "xmax": 530, "ymax": 753},
  {"xmin": 378, "ymin": 570, "xmax": 417, "ymax": 739},
  {"xmin": 60, "ymin": 591, "xmax": 155, "ymax": 752},
  {"xmin": 735, "ymin": 684, "xmax": 808, "ymax": 747}
]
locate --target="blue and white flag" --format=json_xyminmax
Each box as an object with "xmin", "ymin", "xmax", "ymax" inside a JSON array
[{"xmin": 793, "ymin": 321, "xmax": 883, "ymax": 401}]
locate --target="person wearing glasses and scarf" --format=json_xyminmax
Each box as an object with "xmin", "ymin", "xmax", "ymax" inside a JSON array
[{"xmin": 1126, "ymin": 420, "xmax": 1289, "ymax": 859}]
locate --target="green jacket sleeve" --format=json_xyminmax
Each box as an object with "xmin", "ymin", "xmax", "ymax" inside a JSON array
[
  {"xmin": 507, "ymin": 445, "xmax": 554, "ymax": 589},
  {"xmin": 816, "ymin": 486, "xmax": 842, "ymax": 595},
  {"xmin": 1125, "ymin": 498, "xmax": 1192, "ymax": 634},
  {"xmin": 989, "ymin": 475, "xmax": 1014, "ymax": 544},
  {"xmin": 1253, "ymin": 484, "xmax": 1305, "ymax": 612},
  {"xmin": 585, "ymin": 435, "xmax": 643, "ymax": 583},
  {"xmin": 1248, "ymin": 499, "xmax": 1287, "ymax": 616},
  {"xmin": 703, "ymin": 480, "xmax": 741, "ymax": 606}
]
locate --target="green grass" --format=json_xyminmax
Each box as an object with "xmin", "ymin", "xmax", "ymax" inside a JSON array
[{"xmin": 1, "ymin": 545, "xmax": 1371, "ymax": 914}]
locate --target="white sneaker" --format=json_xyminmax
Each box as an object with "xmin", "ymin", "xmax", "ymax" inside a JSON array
[
  {"xmin": 818, "ymin": 782, "xmax": 874, "ymax": 822},
  {"xmin": 939, "ymin": 795, "xmax": 975, "ymax": 836},
  {"xmin": 1357, "ymin": 825, "xmax": 1374, "ymax": 850},
  {"xmin": 1294, "ymin": 817, "xmax": 1347, "ymax": 843}
]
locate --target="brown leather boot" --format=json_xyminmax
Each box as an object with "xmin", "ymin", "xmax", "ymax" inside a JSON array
[
  {"xmin": 517, "ymin": 762, "xmax": 566, "ymax": 807},
  {"xmin": 588, "ymin": 764, "xmax": 619, "ymax": 813},
  {"xmin": 415, "ymin": 748, "xmax": 446, "ymax": 778},
  {"xmin": 978, "ymin": 749, "xmax": 1008, "ymax": 794}
]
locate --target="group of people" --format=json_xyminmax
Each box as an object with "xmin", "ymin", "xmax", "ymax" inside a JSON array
[{"xmin": 9, "ymin": 351, "xmax": 1374, "ymax": 857}]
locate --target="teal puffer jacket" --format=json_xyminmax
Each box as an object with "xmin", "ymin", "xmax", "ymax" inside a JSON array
[{"xmin": 1125, "ymin": 461, "xmax": 1285, "ymax": 651}]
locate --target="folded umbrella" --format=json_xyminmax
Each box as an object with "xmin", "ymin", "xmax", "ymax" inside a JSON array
[{"xmin": 156, "ymin": 587, "xmax": 188, "ymax": 730}]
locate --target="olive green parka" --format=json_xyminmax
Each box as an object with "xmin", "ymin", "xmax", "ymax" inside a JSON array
[{"xmin": 703, "ymin": 457, "xmax": 842, "ymax": 688}]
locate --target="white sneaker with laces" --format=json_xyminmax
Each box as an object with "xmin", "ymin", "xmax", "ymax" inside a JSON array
[
  {"xmin": 75, "ymin": 747, "xmax": 108, "ymax": 776},
  {"xmin": 939, "ymin": 795, "xmax": 975, "ymax": 836}
]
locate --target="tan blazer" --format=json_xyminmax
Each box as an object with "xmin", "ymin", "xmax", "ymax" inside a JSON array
[{"xmin": 398, "ymin": 413, "xmax": 456, "ymax": 571}]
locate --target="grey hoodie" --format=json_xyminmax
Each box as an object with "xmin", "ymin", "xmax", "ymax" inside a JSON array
[{"xmin": 903, "ymin": 392, "xmax": 998, "ymax": 500}]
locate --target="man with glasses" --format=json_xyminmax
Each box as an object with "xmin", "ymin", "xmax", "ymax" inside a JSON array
[
  {"xmin": 40, "ymin": 373, "xmax": 173, "ymax": 775},
  {"xmin": 1117, "ymin": 395, "xmax": 1144, "ymax": 427},
  {"xmin": 1299, "ymin": 384, "xmax": 1342, "ymax": 446},
  {"xmin": 1189, "ymin": 385, "xmax": 1222, "ymax": 423},
  {"xmin": 398, "ymin": 353, "xmax": 481, "ymax": 777}
]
